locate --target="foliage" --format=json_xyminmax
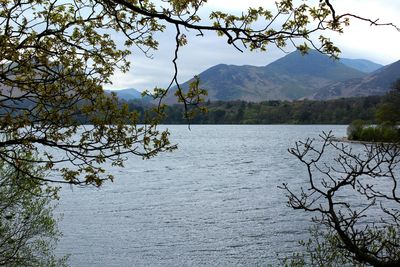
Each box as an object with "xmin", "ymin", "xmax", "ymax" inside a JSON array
[
  {"xmin": 348, "ymin": 124, "xmax": 400, "ymax": 143},
  {"xmin": 348, "ymin": 80, "xmax": 400, "ymax": 143},
  {"xmin": 376, "ymin": 104, "xmax": 400, "ymax": 126},
  {"xmin": 0, "ymin": 152, "xmax": 67, "ymax": 266},
  {"xmin": 281, "ymin": 132, "xmax": 400, "ymax": 266},
  {"xmin": 158, "ymin": 96, "xmax": 381, "ymax": 124},
  {"xmin": 376, "ymin": 79, "xmax": 400, "ymax": 126},
  {"xmin": 347, "ymin": 119, "xmax": 367, "ymax": 140},
  {"xmin": 0, "ymin": 0, "xmax": 395, "ymax": 186},
  {"xmin": 283, "ymin": 226, "xmax": 366, "ymax": 267}
]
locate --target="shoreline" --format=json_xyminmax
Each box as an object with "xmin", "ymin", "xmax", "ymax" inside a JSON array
[{"xmin": 330, "ymin": 136, "xmax": 398, "ymax": 145}]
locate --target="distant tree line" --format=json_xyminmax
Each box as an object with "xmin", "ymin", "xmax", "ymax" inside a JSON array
[
  {"xmin": 124, "ymin": 96, "xmax": 382, "ymax": 125},
  {"xmin": 347, "ymin": 80, "xmax": 400, "ymax": 142},
  {"xmin": 58, "ymin": 94, "xmax": 383, "ymax": 125}
]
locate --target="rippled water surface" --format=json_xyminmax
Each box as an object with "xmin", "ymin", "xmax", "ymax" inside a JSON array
[{"xmin": 56, "ymin": 125, "xmax": 347, "ymax": 266}]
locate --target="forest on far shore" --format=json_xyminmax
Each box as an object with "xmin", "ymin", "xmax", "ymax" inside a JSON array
[{"xmin": 126, "ymin": 96, "xmax": 382, "ymax": 124}]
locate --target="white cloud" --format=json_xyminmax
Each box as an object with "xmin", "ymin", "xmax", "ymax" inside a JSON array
[{"xmin": 326, "ymin": 0, "xmax": 400, "ymax": 64}]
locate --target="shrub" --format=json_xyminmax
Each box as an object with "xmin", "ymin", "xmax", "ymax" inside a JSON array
[
  {"xmin": 347, "ymin": 119, "xmax": 366, "ymax": 140},
  {"xmin": 348, "ymin": 121, "xmax": 400, "ymax": 143}
]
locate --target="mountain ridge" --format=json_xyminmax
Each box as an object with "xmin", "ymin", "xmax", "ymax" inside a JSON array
[
  {"xmin": 104, "ymin": 88, "xmax": 142, "ymax": 101},
  {"xmin": 340, "ymin": 58, "xmax": 383, "ymax": 73},
  {"xmin": 170, "ymin": 50, "xmax": 372, "ymax": 102},
  {"xmin": 313, "ymin": 59, "xmax": 400, "ymax": 99}
]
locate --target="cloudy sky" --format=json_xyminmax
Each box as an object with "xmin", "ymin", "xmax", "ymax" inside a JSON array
[{"xmin": 108, "ymin": 0, "xmax": 400, "ymax": 91}]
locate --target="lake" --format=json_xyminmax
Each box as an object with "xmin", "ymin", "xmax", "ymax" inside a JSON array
[{"xmin": 55, "ymin": 125, "xmax": 348, "ymax": 266}]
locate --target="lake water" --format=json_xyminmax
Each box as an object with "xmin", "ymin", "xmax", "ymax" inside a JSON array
[{"xmin": 55, "ymin": 125, "xmax": 348, "ymax": 266}]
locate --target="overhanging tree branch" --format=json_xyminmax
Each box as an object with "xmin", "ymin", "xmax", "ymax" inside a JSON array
[{"xmin": 282, "ymin": 133, "xmax": 400, "ymax": 266}]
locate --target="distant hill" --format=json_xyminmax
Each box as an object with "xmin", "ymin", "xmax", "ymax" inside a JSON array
[
  {"xmin": 170, "ymin": 50, "xmax": 366, "ymax": 102},
  {"xmin": 340, "ymin": 58, "xmax": 383, "ymax": 73},
  {"xmin": 105, "ymin": 88, "xmax": 142, "ymax": 101},
  {"xmin": 268, "ymin": 50, "xmax": 366, "ymax": 81},
  {"xmin": 313, "ymin": 59, "xmax": 400, "ymax": 99}
]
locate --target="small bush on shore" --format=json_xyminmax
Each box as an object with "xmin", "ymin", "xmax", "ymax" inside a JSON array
[
  {"xmin": 347, "ymin": 121, "xmax": 400, "ymax": 142},
  {"xmin": 346, "ymin": 119, "xmax": 366, "ymax": 140}
]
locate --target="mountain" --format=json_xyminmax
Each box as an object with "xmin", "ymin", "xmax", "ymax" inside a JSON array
[
  {"xmin": 105, "ymin": 88, "xmax": 142, "ymax": 101},
  {"xmin": 268, "ymin": 50, "xmax": 366, "ymax": 81},
  {"xmin": 313, "ymin": 59, "xmax": 400, "ymax": 99},
  {"xmin": 171, "ymin": 50, "xmax": 366, "ymax": 102},
  {"xmin": 185, "ymin": 64, "xmax": 287, "ymax": 101},
  {"xmin": 340, "ymin": 58, "xmax": 383, "ymax": 73}
]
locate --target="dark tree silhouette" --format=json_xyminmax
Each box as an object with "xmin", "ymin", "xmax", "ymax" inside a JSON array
[{"xmin": 282, "ymin": 132, "xmax": 400, "ymax": 266}]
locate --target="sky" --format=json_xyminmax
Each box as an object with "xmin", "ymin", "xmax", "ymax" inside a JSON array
[{"xmin": 108, "ymin": 0, "xmax": 400, "ymax": 91}]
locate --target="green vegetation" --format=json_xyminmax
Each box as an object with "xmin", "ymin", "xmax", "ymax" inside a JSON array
[
  {"xmin": 347, "ymin": 120, "xmax": 400, "ymax": 142},
  {"xmin": 283, "ymin": 226, "xmax": 362, "ymax": 266},
  {"xmin": 0, "ymin": 151, "xmax": 67, "ymax": 266},
  {"xmin": 348, "ymin": 79, "xmax": 400, "ymax": 142},
  {"xmin": 157, "ymin": 96, "xmax": 381, "ymax": 124},
  {"xmin": 376, "ymin": 79, "xmax": 400, "ymax": 125}
]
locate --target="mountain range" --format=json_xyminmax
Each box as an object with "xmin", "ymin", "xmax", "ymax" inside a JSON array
[
  {"xmin": 104, "ymin": 88, "xmax": 142, "ymax": 101},
  {"xmin": 167, "ymin": 50, "xmax": 399, "ymax": 102}
]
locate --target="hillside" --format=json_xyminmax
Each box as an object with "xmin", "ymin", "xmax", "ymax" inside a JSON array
[
  {"xmin": 313, "ymin": 59, "xmax": 400, "ymax": 99},
  {"xmin": 267, "ymin": 50, "xmax": 365, "ymax": 81},
  {"xmin": 172, "ymin": 50, "xmax": 367, "ymax": 102}
]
